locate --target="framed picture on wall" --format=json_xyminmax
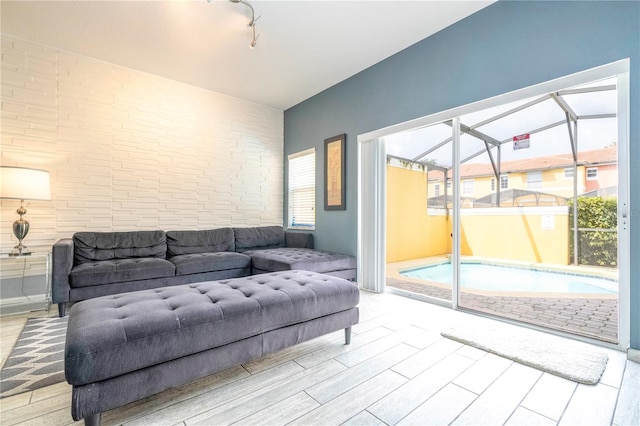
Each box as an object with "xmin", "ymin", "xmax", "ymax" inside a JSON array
[{"xmin": 324, "ymin": 133, "xmax": 346, "ymax": 210}]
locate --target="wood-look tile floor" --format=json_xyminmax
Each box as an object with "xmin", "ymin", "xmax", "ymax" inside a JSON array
[{"xmin": 1, "ymin": 291, "xmax": 638, "ymax": 426}]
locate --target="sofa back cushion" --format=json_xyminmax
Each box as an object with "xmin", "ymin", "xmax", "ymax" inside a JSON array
[
  {"xmin": 73, "ymin": 231, "xmax": 167, "ymax": 265},
  {"xmin": 233, "ymin": 226, "xmax": 285, "ymax": 252},
  {"xmin": 166, "ymin": 228, "xmax": 235, "ymax": 257}
]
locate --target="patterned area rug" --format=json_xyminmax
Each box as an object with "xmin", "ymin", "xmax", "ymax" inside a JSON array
[{"xmin": 0, "ymin": 317, "xmax": 68, "ymax": 398}]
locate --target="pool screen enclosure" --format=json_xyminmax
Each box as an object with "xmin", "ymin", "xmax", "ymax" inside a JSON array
[{"xmin": 386, "ymin": 80, "xmax": 618, "ymax": 267}]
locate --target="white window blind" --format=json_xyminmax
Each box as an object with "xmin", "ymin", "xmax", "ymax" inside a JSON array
[
  {"xmin": 527, "ymin": 171, "xmax": 542, "ymax": 189},
  {"xmin": 288, "ymin": 148, "xmax": 316, "ymax": 230},
  {"xmin": 564, "ymin": 167, "xmax": 574, "ymax": 179},
  {"xmin": 463, "ymin": 179, "xmax": 474, "ymax": 195}
]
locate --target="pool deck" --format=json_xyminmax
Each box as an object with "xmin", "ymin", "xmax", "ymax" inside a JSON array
[{"xmin": 387, "ymin": 256, "xmax": 619, "ymax": 344}]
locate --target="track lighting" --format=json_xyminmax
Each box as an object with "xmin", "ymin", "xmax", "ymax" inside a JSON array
[{"xmin": 213, "ymin": 0, "xmax": 260, "ymax": 49}]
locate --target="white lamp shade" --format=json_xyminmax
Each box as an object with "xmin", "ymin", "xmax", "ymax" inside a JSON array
[{"xmin": 0, "ymin": 166, "xmax": 51, "ymax": 201}]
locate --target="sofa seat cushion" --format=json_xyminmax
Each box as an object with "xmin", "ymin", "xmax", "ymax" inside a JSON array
[
  {"xmin": 69, "ymin": 258, "xmax": 175, "ymax": 288},
  {"xmin": 170, "ymin": 252, "xmax": 251, "ymax": 276},
  {"xmin": 65, "ymin": 270, "xmax": 359, "ymax": 386},
  {"xmin": 245, "ymin": 248, "xmax": 357, "ymax": 274}
]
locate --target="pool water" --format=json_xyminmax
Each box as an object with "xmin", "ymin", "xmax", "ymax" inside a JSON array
[{"xmin": 401, "ymin": 262, "xmax": 617, "ymax": 294}]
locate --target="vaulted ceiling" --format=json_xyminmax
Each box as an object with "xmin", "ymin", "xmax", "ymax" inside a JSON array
[{"xmin": 1, "ymin": 1, "xmax": 494, "ymax": 109}]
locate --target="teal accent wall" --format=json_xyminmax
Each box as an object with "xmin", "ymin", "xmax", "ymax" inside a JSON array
[{"xmin": 284, "ymin": 1, "xmax": 639, "ymax": 349}]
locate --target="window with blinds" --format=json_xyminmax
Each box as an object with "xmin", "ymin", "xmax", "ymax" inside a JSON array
[
  {"xmin": 462, "ymin": 179, "xmax": 474, "ymax": 195},
  {"xmin": 527, "ymin": 171, "xmax": 542, "ymax": 189},
  {"xmin": 288, "ymin": 148, "xmax": 316, "ymax": 230}
]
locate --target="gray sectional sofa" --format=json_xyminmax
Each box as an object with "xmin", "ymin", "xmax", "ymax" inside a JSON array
[{"xmin": 52, "ymin": 226, "xmax": 357, "ymax": 317}]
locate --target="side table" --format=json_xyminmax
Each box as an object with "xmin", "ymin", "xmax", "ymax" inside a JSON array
[{"xmin": 0, "ymin": 251, "xmax": 51, "ymax": 315}]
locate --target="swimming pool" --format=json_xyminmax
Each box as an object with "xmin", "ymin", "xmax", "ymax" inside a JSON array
[{"xmin": 400, "ymin": 262, "xmax": 617, "ymax": 294}]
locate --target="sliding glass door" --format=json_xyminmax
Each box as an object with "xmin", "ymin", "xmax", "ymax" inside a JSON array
[
  {"xmin": 369, "ymin": 62, "xmax": 629, "ymax": 347},
  {"xmin": 385, "ymin": 122, "xmax": 454, "ymax": 303},
  {"xmin": 455, "ymin": 78, "xmax": 620, "ymax": 344}
]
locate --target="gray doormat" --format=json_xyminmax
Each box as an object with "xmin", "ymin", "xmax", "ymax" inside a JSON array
[
  {"xmin": 442, "ymin": 322, "xmax": 608, "ymax": 385},
  {"xmin": 0, "ymin": 317, "xmax": 67, "ymax": 398}
]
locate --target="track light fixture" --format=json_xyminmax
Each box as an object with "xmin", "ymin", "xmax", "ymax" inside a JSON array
[{"xmin": 208, "ymin": 0, "xmax": 260, "ymax": 49}]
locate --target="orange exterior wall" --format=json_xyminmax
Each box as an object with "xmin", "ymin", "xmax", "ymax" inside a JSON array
[
  {"xmin": 428, "ymin": 166, "xmax": 618, "ymax": 202},
  {"xmin": 459, "ymin": 208, "xmax": 570, "ymax": 264},
  {"xmin": 388, "ymin": 165, "xmax": 570, "ymax": 265},
  {"xmin": 585, "ymin": 164, "xmax": 618, "ymax": 192},
  {"xmin": 386, "ymin": 166, "xmax": 450, "ymax": 262}
]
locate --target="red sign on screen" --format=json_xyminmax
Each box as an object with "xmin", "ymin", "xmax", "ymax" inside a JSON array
[{"xmin": 513, "ymin": 133, "xmax": 530, "ymax": 150}]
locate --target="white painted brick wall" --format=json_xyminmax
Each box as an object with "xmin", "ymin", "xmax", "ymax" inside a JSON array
[{"xmin": 1, "ymin": 35, "xmax": 284, "ymax": 262}]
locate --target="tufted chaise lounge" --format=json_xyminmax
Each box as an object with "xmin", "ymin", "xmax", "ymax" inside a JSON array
[
  {"xmin": 65, "ymin": 270, "xmax": 359, "ymax": 425},
  {"xmin": 233, "ymin": 226, "xmax": 357, "ymax": 279},
  {"xmin": 243, "ymin": 247, "xmax": 358, "ymax": 280}
]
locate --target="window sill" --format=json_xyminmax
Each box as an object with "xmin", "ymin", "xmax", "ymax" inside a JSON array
[{"xmin": 288, "ymin": 226, "xmax": 315, "ymax": 231}]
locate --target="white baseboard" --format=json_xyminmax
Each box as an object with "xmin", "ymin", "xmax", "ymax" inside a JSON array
[{"xmin": 628, "ymin": 348, "xmax": 640, "ymax": 363}]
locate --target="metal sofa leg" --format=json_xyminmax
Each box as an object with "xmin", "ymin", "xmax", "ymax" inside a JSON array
[
  {"xmin": 84, "ymin": 413, "xmax": 100, "ymax": 426},
  {"xmin": 58, "ymin": 303, "xmax": 66, "ymax": 318},
  {"xmin": 345, "ymin": 326, "xmax": 352, "ymax": 345}
]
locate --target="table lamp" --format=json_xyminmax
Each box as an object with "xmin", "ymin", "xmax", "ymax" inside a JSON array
[{"xmin": 0, "ymin": 166, "xmax": 51, "ymax": 256}]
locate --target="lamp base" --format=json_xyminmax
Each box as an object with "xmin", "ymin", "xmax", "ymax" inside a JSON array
[
  {"xmin": 9, "ymin": 244, "xmax": 31, "ymax": 256},
  {"xmin": 10, "ymin": 202, "xmax": 31, "ymax": 256}
]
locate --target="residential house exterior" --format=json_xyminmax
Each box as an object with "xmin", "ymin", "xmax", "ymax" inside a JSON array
[{"xmin": 423, "ymin": 147, "xmax": 617, "ymax": 207}]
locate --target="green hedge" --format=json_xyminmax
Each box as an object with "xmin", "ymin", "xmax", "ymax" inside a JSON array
[{"xmin": 568, "ymin": 196, "xmax": 617, "ymax": 267}]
